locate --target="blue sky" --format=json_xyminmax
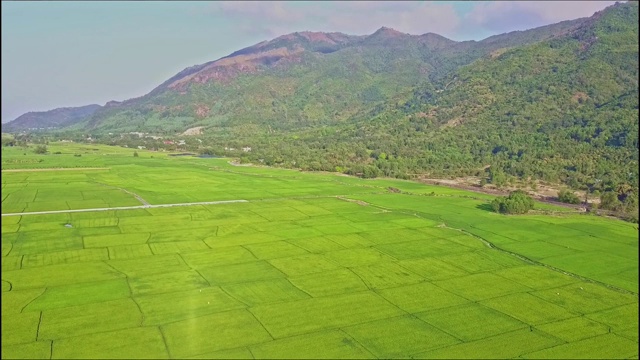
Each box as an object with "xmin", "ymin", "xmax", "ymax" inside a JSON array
[{"xmin": 1, "ymin": 1, "xmax": 616, "ymax": 123}]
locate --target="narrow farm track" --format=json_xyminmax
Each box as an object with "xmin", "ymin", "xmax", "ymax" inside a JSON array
[{"xmin": 0, "ymin": 200, "xmax": 248, "ymax": 217}]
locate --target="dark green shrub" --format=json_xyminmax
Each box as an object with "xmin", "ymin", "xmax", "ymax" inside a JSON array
[
  {"xmin": 558, "ymin": 189, "xmax": 581, "ymax": 204},
  {"xmin": 490, "ymin": 190, "xmax": 535, "ymax": 214}
]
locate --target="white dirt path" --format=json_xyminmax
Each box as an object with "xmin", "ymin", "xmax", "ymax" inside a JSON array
[{"xmin": 1, "ymin": 200, "xmax": 248, "ymax": 217}]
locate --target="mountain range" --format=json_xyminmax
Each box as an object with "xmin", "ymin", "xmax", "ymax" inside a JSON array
[{"xmin": 3, "ymin": 1, "xmax": 638, "ymax": 206}]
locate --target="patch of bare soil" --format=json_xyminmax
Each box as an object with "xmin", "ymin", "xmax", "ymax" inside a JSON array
[
  {"xmin": 337, "ymin": 197, "xmax": 369, "ymax": 206},
  {"xmin": 181, "ymin": 126, "xmax": 204, "ymax": 136}
]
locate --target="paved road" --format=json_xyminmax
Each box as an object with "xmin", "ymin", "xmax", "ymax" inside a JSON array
[{"xmin": 1, "ymin": 200, "xmax": 248, "ymax": 217}]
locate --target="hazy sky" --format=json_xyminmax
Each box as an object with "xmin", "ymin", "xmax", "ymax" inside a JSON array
[{"xmin": 1, "ymin": 1, "xmax": 616, "ymax": 123}]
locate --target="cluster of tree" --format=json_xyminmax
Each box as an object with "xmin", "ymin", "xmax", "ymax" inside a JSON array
[
  {"xmin": 491, "ymin": 190, "xmax": 535, "ymax": 214},
  {"xmin": 33, "ymin": 145, "xmax": 48, "ymax": 154},
  {"xmin": 558, "ymin": 189, "xmax": 581, "ymax": 204}
]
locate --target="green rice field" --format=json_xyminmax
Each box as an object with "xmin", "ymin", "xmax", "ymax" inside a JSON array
[{"xmin": 2, "ymin": 142, "xmax": 638, "ymax": 358}]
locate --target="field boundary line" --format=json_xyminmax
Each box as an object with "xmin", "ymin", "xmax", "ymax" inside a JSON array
[{"xmin": 1, "ymin": 200, "xmax": 249, "ymax": 217}]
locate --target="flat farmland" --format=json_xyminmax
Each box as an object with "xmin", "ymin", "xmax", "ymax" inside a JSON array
[{"xmin": 2, "ymin": 143, "xmax": 638, "ymax": 359}]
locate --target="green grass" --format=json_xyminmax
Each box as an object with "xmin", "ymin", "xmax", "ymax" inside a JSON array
[{"xmin": 1, "ymin": 142, "xmax": 638, "ymax": 358}]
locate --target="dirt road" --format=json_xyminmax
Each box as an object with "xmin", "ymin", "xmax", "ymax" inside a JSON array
[{"xmin": 1, "ymin": 200, "xmax": 248, "ymax": 217}]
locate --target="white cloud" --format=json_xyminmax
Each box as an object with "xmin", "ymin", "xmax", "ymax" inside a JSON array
[
  {"xmin": 465, "ymin": 1, "xmax": 617, "ymax": 34},
  {"xmin": 213, "ymin": 1, "xmax": 462, "ymax": 39},
  {"xmin": 212, "ymin": 1, "xmax": 619, "ymax": 41}
]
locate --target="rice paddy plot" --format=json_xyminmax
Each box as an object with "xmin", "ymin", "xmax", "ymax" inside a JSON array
[
  {"xmin": 179, "ymin": 246, "xmax": 257, "ymax": 268},
  {"xmin": 325, "ymin": 247, "xmax": 395, "ymax": 267},
  {"xmin": 268, "ymin": 254, "xmax": 341, "ymax": 277},
  {"xmin": 288, "ymin": 236, "xmax": 346, "ymax": 253},
  {"xmin": 433, "ymin": 272, "xmax": 532, "ymax": 301},
  {"xmin": 39, "ymin": 298, "xmax": 142, "ymax": 340},
  {"xmin": 147, "ymin": 227, "xmax": 217, "ymax": 243},
  {"xmin": 3, "ymin": 262, "xmax": 124, "ymax": 290},
  {"xmin": 2, "ymin": 224, "xmax": 20, "ymax": 233},
  {"xmin": 535, "ymin": 316, "xmax": 610, "ymax": 342},
  {"xmin": 493, "ymin": 265, "xmax": 578, "ymax": 290},
  {"xmin": 397, "ymin": 257, "xmax": 471, "ymax": 281},
  {"xmin": 2, "ymin": 341, "xmax": 51, "ymax": 360},
  {"xmin": 243, "ymin": 241, "xmax": 309, "ymax": 260},
  {"xmin": 437, "ymin": 249, "xmax": 526, "ymax": 274},
  {"xmin": 83, "ymin": 233, "xmax": 150, "ymax": 248},
  {"xmin": 375, "ymin": 238, "xmax": 471, "ymax": 260},
  {"xmin": 480, "ymin": 292, "xmax": 578, "ymax": 325},
  {"xmin": 134, "ymin": 286, "xmax": 245, "ymax": 326},
  {"xmin": 1, "ymin": 214, "xmax": 22, "ymax": 225},
  {"xmin": 416, "ymin": 302, "xmax": 527, "ymax": 341},
  {"xmin": 266, "ymin": 225, "xmax": 325, "ymax": 240},
  {"xmin": 249, "ymin": 291, "xmax": 405, "ymax": 338},
  {"xmin": 23, "ymin": 278, "xmax": 130, "ymax": 311},
  {"xmin": 288, "ymin": 268, "xmax": 369, "ymax": 297},
  {"xmin": 108, "ymin": 244, "xmax": 154, "ymax": 260},
  {"xmin": 2, "ymin": 311, "xmax": 41, "ymax": 346},
  {"xmin": 198, "ymin": 260, "xmax": 286, "ymax": 284},
  {"xmin": 221, "ymin": 278, "xmax": 310, "ymax": 306},
  {"xmin": 128, "ymin": 270, "xmax": 210, "ymax": 296},
  {"xmin": 2, "ymin": 255, "xmax": 23, "ymax": 272},
  {"xmin": 520, "ymin": 333, "xmax": 638, "ymax": 359},
  {"xmin": 204, "ymin": 232, "xmax": 284, "ymax": 248},
  {"xmin": 301, "ymin": 222, "xmax": 362, "ymax": 236},
  {"xmin": 52, "ymin": 326, "xmax": 169, "ymax": 359},
  {"xmin": 70, "ymin": 216, "xmax": 119, "ymax": 228},
  {"xmin": 498, "ymin": 241, "xmax": 581, "ymax": 260},
  {"xmin": 16, "ymin": 221, "xmax": 71, "ymax": 233},
  {"xmin": 148, "ymin": 240, "xmax": 210, "ymax": 255},
  {"xmin": 348, "ymin": 219, "xmax": 408, "ymax": 232},
  {"xmin": 290, "ymin": 205, "xmax": 334, "ymax": 217},
  {"xmin": 74, "ymin": 226, "xmax": 121, "ymax": 238},
  {"xmin": 186, "ymin": 347, "xmax": 254, "ymax": 359},
  {"xmin": 249, "ymin": 329, "xmax": 375, "ymax": 359},
  {"xmin": 349, "ymin": 261, "xmax": 424, "ymax": 289},
  {"xmin": 342, "ymin": 315, "xmax": 460, "ymax": 358},
  {"xmin": 540, "ymin": 235, "xmax": 609, "ymax": 253},
  {"xmin": 24, "ymin": 201, "xmax": 71, "ymax": 212},
  {"xmin": 161, "ymin": 309, "xmax": 273, "ymax": 358},
  {"xmin": 413, "ymin": 328, "xmax": 563, "ymax": 359},
  {"xmin": 584, "ymin": 303, "xmax": 638, "ymax": 333},
  {"xmin": 106, "ymin": 253, "xmax": 191, "ymax": 277},
  {"xmin": 532, "ymin": 282, "xmax": 638, "ymax": 314},
  {"xmin": 376, "ymin": 281, "xmax": 469, "ymax": 313}
]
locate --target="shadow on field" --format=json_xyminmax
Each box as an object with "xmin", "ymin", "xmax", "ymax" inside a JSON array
[{"xmin": 476, "ymin": 203, "xmax": 496, "ymax": 212}]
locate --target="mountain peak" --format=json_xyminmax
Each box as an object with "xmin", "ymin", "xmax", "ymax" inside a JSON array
[{"xmin": 372, "ymin": 26, "xmax": 407, "ymax": 37}]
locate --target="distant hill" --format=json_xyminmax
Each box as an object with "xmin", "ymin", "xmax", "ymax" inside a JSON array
[{"xmin": 2, "ymin": 104, "xmax": 101, "ymax": 132}]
